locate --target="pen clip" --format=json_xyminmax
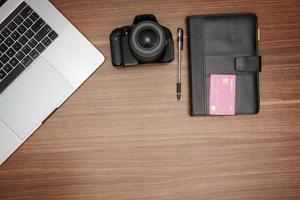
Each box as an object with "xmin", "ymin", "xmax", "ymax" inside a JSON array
[{"xmin": 177, "ymin": 28, "xmax": 184, "ymax": 50}]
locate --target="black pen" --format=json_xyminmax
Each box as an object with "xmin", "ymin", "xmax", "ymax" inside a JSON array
[{"xmin": 177, "ymin": 28, "xmax": 183, "ymax": 101}]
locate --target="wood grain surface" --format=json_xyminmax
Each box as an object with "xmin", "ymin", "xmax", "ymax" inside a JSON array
[{"xmin": 1, "ymin": 0, "xmax": 300, "ymax": 199}]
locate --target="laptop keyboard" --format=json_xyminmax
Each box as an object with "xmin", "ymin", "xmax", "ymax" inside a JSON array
[{"xmin": 0, "ymin": 2, "xmax": 59, "ymax": 94}]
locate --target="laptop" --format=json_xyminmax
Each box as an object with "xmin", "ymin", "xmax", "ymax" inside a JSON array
[{"xmin": 0, "ymin": 0, "xmax": 105, "ymax": 165}]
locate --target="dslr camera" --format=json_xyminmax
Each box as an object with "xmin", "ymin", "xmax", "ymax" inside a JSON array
[{"xmin": 110, "ymin": 14, "xmax": 174, "ymax": 67}]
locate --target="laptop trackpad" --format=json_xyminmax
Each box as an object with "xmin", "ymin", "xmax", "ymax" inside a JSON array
[{"xmin": 0, "ymin": 58, "xmax": 73, "ymax": 139}]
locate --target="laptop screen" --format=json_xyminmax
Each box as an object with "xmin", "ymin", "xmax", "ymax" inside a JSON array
[{"xmin": 0, "ymin": 0, "xmax": 7, "ymax": 7}]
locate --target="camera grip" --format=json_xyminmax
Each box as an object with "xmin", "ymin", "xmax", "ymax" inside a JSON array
[{"xmin": 110, "ymin": 30, "xmax": 122, "ymax": 66}]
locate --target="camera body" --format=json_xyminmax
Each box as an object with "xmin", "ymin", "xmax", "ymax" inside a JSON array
[{"xmin": 110, "ymin": 15, "xmax": 174, "ymax": 67}]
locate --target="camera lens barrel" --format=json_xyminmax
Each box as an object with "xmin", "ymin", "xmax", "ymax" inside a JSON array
[{"xmin": 129, "ymin": 21, "xmax": 166, "ymax": 62}]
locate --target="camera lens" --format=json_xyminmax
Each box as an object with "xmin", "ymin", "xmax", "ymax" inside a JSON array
[
  {"xmin": 130, "ymin": 21, "xmax": 166, "ymax": 62},
  {"xmin": 138, "ymin": 29, "xmax": 158, "ymax": 49}
]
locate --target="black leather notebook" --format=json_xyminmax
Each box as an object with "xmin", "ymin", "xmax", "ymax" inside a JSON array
[{"xmin": 187, "ymin": 14, "xmax": 261, "ymax": 116}]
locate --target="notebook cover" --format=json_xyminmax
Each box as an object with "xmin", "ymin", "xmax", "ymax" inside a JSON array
[{"xmin": 187, "ymin": 13, "xmax": 261, "ymax": 116}]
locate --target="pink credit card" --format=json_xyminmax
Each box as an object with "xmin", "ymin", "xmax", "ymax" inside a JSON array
[{"xmin": 209, "ymin": 75, "xmax": 236, "ymax": 115}]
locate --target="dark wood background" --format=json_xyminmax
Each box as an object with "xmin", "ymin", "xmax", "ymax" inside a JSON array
[{"xmin": 1, "ymin": 0, "xmax": 300, "ymax": 199}]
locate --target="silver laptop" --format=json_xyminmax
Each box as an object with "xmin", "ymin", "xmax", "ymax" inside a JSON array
[{"xmin": 0, "ymin": 0, "xmax": 105, "ymax": 165}]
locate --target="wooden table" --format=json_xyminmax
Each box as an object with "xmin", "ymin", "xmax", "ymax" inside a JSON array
[{"xmin": 1, "ymin": 0, "xmax": 300, "ymax": 199}]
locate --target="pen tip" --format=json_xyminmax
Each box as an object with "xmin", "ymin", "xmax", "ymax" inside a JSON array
[{"xmin": 177, "ymin": 94, "xmax": 181, "ymax": 101}]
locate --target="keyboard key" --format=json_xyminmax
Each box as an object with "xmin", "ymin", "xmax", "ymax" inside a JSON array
[
  {"xmin": 0, "ymin": 54, "xmax": 9, "ymax": 64},
  {"xmin": 28, "ymin": 38, "xmax": 38, "ymax": 48},
  {"xmin": 11, "ymin": 31, "xmax": 21, "ymax": 40},
  {"xmin": 18, "ymin": 35, "xmax": 28, "ymax": 45},
  {"xmin": 0, "ymin": 34, "xmax": 4, "ymax": 43},
  {"xmin": 21, "ymin": 55, "xmax": 33, "ymax": 67},
  {"xmin": 0, "ymin": 60, "xmax": 3, "ymax": 68},
  {"xmin": 0, "ymin": 63, "xmax": 25, "ymax": 94},
  {"xmin": 16, "ymin": 51, "xmax": 25, "ymax": 61},
  {"xmin": 12, "ymin": 41, "xmax": 22, "ymax": 51},
  {"xmin": 25, "ymin": 29, "xmax": 34, "ymax": 39},
  {"xmin": 6, "ymin": 48, "xmax": 16, "ymax": 57},
  {"xmin": 31, "ymin": 18, "xmax": 45, "ymax": 32},
  {"xmin": 20, "ymin": 6, "xmax": 33, "ymax": 19},
  {"xmin": 3, "ymin": 64, "xmax": 13, "ymax": 73},
  {"xmin": 29, "ymin": 49, "xmax": 39, "ymax": 59},
  {"xmin": 29, "ymin": 12, "xmax": 39, "ymax": 22},
  {"xmin": 0, "ymin": 43, "xmax": 8, "ymax": 53},
  {"xmin": 23, "ymin": 18, "xmax": 33, "ymax": 28},
  {"xmin": 42, "ymin": 36, "xmax": 52, "ymax": 47},
  {"xmin": 1, "ymin": 28, "xmax": 11, "ymax": 37},
  {"xmin": 8, "ymin": 21, "xmax": 17, "ymax": 31},
  {"xmin": 4, "ymin": 37, "xmax": 14, "ymax": 47},
  {"xmin": 22, "ymin": 44, "xmax": 31, "ymax": 55},
  {"xmin": 35, "ymin": 24, "xmax": 51, "ymax": 42},
  {"xmin": 0, "ymin": 69, "xmax": 6, "ymax": 80},
  {"xmin": 14, "ymin": 15, "xmax": 24, "ymax": 25},
  {"xmin": 48, "ymin": 30, "xmax": 58, "ymax": 41},
  {"xmin": 0, "ymin": 2, "xmax": 27, "ymax": 34},
  {"xmin": 36, "ymin": 43, "xmax": 45, "ymax": 53},
  {"xmin": 17, "ymin": 24, "xmax": 26, "ymax": 34},
  {"xmin": 9, "ymin": 57, "xmax": 19, "ymax": 67}
]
